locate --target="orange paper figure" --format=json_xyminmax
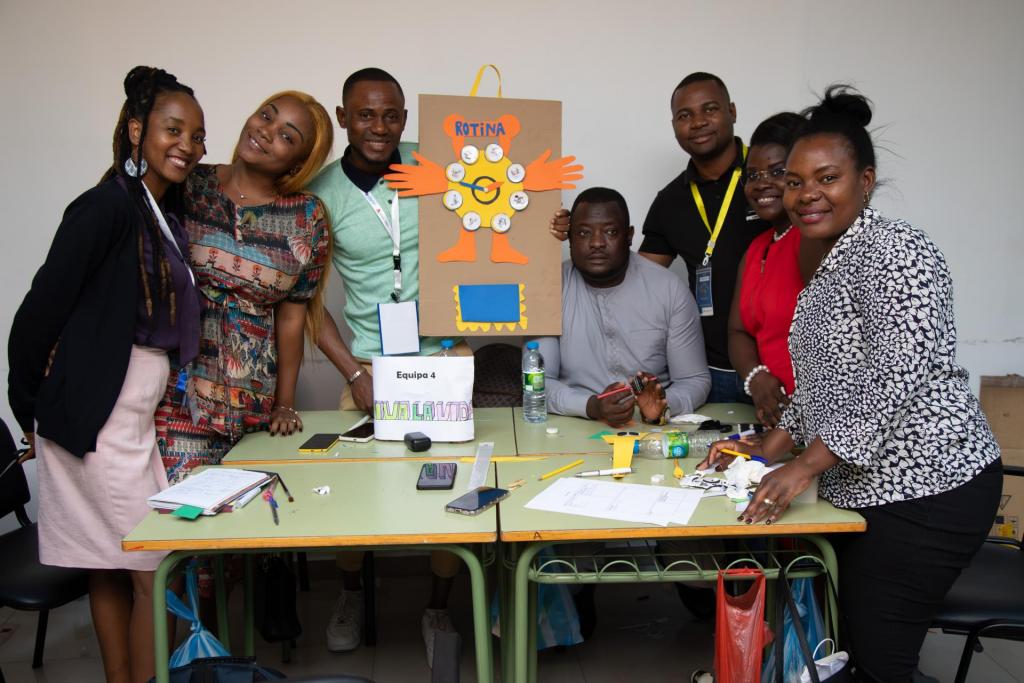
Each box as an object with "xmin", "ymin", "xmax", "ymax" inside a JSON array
[{"xmin": 385, "ymin": 113, "xmax": 583, "ymax": 265}]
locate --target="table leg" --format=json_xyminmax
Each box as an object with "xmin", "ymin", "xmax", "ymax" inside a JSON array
[
  {"xmin": 499, "ymin": 544, "xmax": 515, "ymax": 683},
  {"xmin": 153, "ymin": 551, "xmax": 189, "ymax": 683},
  {"xmin": 513, "ymin": 542, "xmax": 546, "ymax": 683},
  {"xmin": 437, "ymin": 544, "xmax": 494, "ymax": 683},
  {"xmin": 214, "ymin": 554, "xmax": 230, "ymax": 651},
  {"xmin": 802, "ymin": 535, "xmax": 840, "ymax": 639},
  {"xmin": 527, "ymin": 580, "xmax": 538, "ymax": 683},
  {"xmin": 243, "ymin": 554, "xmax": 255, "ymax": 656}
]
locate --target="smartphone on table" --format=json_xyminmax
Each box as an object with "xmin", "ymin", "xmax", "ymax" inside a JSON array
[
  {"xmin": 338, "ymin": 420, "xmax": 375, "ymax": 443},
  {"xmin": 416, "ymin": 462, "xmax": 457, "ymax": 490},
  {"xmin": 445, "ymin": 486, "xmax": 510, "ymax": 516},
  {"xmin": 298, "ymin": 433, "xmax": 341, "ymax": 453}
]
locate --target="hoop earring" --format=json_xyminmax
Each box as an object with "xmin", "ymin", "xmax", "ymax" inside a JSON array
[{"xmin": 124, "ymin": 158, "xmax": 148, "ymax": 177}]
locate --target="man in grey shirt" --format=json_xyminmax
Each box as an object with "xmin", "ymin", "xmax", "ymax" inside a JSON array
[{"xmin": 534, "ymin": 187, "xmax": 711, "ymax": 426}]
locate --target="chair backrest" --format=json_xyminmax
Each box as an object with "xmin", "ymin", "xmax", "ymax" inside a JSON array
[
  {"xmin": 0, "ymin": 418, "xmax": 31, "ymax": 520},
  {"xmin": 472, "ymin": 343, "xmax": 524, "ymax": 408}
]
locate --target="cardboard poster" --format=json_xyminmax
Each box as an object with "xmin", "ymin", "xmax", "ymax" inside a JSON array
[{"xmin": 386, "ymin": 94, "xmax": 581, "ymax": 336}]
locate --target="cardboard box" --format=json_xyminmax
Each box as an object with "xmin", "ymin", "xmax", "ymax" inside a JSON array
[{"xmin": 981, "ymin": 375, "xmax": 1024, "ymax": 539}]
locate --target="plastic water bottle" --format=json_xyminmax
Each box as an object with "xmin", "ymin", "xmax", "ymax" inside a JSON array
[
  {"xmin": 438, "ymin": 339, "xmax": 454, "ymax": 356},
  {"xmin": 522, "ymin": 341, "xmax": 547, "ymax": 423},
  {"xmin": 688, "ymin": 430, "xmax": 722, "ymax": 459}
]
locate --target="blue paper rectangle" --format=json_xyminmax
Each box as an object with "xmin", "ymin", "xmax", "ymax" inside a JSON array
[{"xmin": 458, "ymin": 284, "xmax": 520, "ymax": 323}]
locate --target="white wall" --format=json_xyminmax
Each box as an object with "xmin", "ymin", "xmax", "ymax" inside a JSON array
[{"xmin": 2, "ymin": 0, "xmax": 1022, "ymax": 516}]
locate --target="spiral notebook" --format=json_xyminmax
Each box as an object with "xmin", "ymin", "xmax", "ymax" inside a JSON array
[{"xmin": 147, "ymin": 468, "xmax": 271, "ymax": 516}]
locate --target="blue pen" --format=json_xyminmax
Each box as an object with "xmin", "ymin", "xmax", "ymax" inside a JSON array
[{"xmin": 262, "ymin": 487, "xmax": 280, "ymax": 525}]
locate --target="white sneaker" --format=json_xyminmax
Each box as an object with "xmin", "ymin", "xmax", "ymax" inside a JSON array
[
  {"xmin": 421, "ymin": 608, "xmax": 457, "ymax": 668},
  {"xmin": 325, "ymin": 590, "xmax": 363, "ymax": 652}
]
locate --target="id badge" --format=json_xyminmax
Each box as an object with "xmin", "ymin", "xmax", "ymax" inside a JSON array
[
  {"xmin": 378, "ymin": 300, "xmax": 421, "ymax": 356},
  {"xmin": 695, "ymin": 265, "xmax": 714, "ymax": 317}
]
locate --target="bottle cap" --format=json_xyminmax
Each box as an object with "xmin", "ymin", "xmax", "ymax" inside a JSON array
[
  {"xmin": 441, "ymin": 339, "xmax": 454, "ymax": 349},
  {"xmin": 545, "ymin": 426, "xmax": 559, "ymax": 435},
  {"xmin": 526, "ymin": 341, "xmax": 539, "ymax": 350}
]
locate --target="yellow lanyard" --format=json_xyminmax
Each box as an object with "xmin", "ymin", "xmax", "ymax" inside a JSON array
[{"xmin": 690, "ymin": 144, "xmax": 747, "ymax": 267}]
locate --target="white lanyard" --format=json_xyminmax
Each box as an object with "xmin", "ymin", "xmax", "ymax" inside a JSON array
[
  {"xmin": 141, "ymin": 182, "xmax": 195, "ymax": 286},
  {"xmin": 363, "ymin": 190, "xmax": 402, "ymax": 302}
]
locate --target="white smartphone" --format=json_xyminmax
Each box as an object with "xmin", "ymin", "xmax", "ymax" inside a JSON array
[{"xmin": 338, "ymin": 421, "xmax": 375, "ymax": 443}]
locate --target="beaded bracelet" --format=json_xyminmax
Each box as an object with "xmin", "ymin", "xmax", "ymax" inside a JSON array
[{"xmin": 743, "ymin": 365, "xmax": 769, "ymax": 396}]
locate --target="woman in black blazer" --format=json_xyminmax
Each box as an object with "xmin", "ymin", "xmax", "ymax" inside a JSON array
[{"xmin": 7, "ymin": 66, "xmax": 204, "ymax": 683}]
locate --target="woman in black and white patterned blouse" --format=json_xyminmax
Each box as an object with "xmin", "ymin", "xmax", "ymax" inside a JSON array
[{"xmin": 700, "ymin": 86, "xmax": 1002, "ymax": 682}]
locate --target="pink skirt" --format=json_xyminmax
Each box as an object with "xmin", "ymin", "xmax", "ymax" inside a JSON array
[{"xmin": 37, "ymin": 345, "xmax": 171, "ymax": 571}]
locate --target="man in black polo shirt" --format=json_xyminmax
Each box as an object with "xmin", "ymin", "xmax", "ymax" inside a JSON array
[{"xmin": 639, "ymin": 72, "xmax": 767, "ymax": 403}]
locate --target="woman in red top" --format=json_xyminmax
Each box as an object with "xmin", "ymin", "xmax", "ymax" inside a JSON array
[{"xmin": 729, "ymin": 113, "xmax": 824, "ymax": 426}]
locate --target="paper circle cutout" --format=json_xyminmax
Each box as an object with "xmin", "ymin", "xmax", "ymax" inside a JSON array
[
  {"xmin": 446, "ymin": 163, "xmax": 466, "ymax": 182},
  {"xmin": 484, "ymin": 144, "xmax": 504, "ymax": 163},
  {"xmin": 510, "ymin": 191, "xmax": 530, "ymax": 212},
  {"xmin": 460, "ymin": 145, "xmax": 479, "ymax": 165},
  {"xmin": 462, "ymin": 211, "xmax": 482, "ymax": 231},
  {"xmin": 492, "ymin": 213, "xmax": 512, "ymax": 233},
  {"xmin": 443, "ymin": 190, "xmax": 463, "ymax": 210},
  {"xmin": 507, "ymin": 163, "xmax": 526, "ymax": 183}
]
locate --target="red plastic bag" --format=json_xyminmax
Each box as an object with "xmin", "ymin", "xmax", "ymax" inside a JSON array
[{"xmin": 714, "ymin": 568, "xmax": 774, "ymax": 683}]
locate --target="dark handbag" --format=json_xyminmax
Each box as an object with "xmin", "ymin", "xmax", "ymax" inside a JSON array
[
  {"xmin": 253, "ymin": 554, "xmax": 302, "ymax": 643},
  {"xmin": 774, "ymin": 565, "xmax": 852, "ymax": 683},
  {"xmin": 154, "ymin": 656, "xmax": 285, "ymax": 682}
]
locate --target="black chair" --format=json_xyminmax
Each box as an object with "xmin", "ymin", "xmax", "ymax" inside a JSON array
[
  {"xmin": 0, "ymin": 418, "xmax": 89, "ymax": 671},
  {"xmin": 472, "ymin": 343, "xmax": 523, "ymax": 408},
  {"xmin": 932, "ymin": 464, "xmax": 1024, "ymax": 683}
]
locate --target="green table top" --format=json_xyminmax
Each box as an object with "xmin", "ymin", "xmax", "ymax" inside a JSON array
[
  {"xmin": 124, "ymin": 461, "xmax": 497, "ymax": 551},
  {"xmin": 222, "ymin": 408, "xmax": 517, "ymax": 463},
  {"xmin": 511, "ymin": 402, "xmax": 759, "ymax": 456},
  {"xmin": 495, "ymin": 455, "xmax": 865, "ymax": 542}
]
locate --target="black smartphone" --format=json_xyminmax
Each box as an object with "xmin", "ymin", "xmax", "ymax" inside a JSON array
[
  {"xmin": 416, "ymin": 462, "xmax": 457, "ymax": 490},
  {"xmin": 298, "ymin": 433, "xmax": 341, "ymax": 452},
  {"xmin": 445, "ymin": 486, "xmax": 510, "ymax": 516},
  {"xmin": 338, "ymin": 421, "xmax": 375, "ymax": 443}
]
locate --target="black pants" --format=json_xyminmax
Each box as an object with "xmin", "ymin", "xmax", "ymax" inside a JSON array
[{"xmin": 835, "ymin": 459, "xmax": 1002, "ymax": 683}]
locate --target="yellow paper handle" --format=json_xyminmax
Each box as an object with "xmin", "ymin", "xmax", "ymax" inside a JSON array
[{"xmin": 469, "ymin": 64, "xmax": 503, "ymax": 98}]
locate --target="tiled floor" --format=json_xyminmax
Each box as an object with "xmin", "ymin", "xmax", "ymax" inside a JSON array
[{"xmin": 0, "ymin": 563, "xmax": 1021, "ymax": 682}]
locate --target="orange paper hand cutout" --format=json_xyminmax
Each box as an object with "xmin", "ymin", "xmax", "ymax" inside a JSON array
[
  {"xmin": 383, "ymin": 151, "xmax": 448, "ymax": 197},
  {"xmin": 522, "ymin": 150, "xmax": 585, "ymax": 191}
]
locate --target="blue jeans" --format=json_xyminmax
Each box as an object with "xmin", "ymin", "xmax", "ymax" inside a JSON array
[{"xmin": 707, "ymin": 368, "xmax": 753, "ymax": 404}]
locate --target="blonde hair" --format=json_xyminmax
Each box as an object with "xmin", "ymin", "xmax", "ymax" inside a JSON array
[{"xmin": 304, "ymin": 230, "xmax": 333, "ymax": 346}]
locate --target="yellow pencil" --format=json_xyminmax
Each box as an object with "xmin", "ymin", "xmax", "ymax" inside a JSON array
[
  {"xmin": 720, "ymin": 448, "xmax": 752, "ymax": 460},
  {"xmin": 539, "ymin": 459, "xmax": 585, "ymax": 481}
]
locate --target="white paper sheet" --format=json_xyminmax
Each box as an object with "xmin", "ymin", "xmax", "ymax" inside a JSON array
[
  {"xmin": 525, "ymin": 478, "xmax": 703, "ymax": 527},
  {"xmin": 378, "ymin": 301, "xmax": 421, "ymax": 356}
]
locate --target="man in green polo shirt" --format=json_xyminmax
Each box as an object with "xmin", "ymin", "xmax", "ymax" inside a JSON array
[{"xmin": 308, "ymin": 68, "xmax": 468, "ymax": 667}]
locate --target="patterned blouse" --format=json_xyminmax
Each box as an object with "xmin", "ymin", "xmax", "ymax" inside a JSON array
[
  {"xmin": 180, "ymin": 164, "xmax": 328, "ymax": 441},
  {"xmin": 779, "ymin": 208, "xmax": 999, "ymax": 508}
]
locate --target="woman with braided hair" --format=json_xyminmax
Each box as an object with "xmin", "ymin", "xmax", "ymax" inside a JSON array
[
  {"xmin": 8, "ymin": 66, "xmax": 205, "ymax": 682},
  {"xmin": 156, "ymin": 91, "xmax": 333, "ymax": 483}
]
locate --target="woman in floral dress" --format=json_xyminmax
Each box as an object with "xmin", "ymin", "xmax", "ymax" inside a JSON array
[{"xmin": 157, "ymin": 90, "xmax": 334, "ymax": 482}]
